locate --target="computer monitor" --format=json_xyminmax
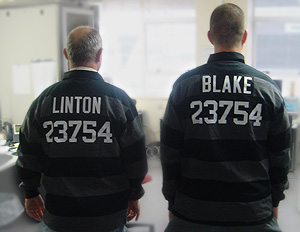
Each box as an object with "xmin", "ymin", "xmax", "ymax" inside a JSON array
[
  {"xmin": 13, "ymin": 124, "xmax": 21, "ymax": 134},
  {"xmin": 284, "ymin": 97, "xmax": 299, "ymax": 115}
]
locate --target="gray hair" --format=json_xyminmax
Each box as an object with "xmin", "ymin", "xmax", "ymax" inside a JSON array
[
  {"xmin": 66, "ymin": 26, "xmax": 102, "ymax": 66},
  {"xmin": 210, "ymin": 3, "xmax": 245, "ymax": 49}
]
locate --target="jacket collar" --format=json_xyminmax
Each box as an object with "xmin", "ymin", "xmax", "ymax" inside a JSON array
[
  {"xmin": 70, "ymin": 67, "xmax": 98, "ymax": 72},
  {"xmin": 208, "ymin": 52, "xmax": 245, "ymax": 64},
  {"xmin": 63, "ymin": 70, "xmax": 105, "ymax": 82}
]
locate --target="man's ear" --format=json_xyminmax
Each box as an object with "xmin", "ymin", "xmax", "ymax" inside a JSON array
[
  {"xmin": 208, "ymin": 31, "xmax": 214, "ymax": 45},
  {"xmin": 242, "ymin": 30, "xmax": 248, "ymax": 45},
  {"xmin": 63, "ymin": 48, "xmax": 69, "ymax": 60},
  {"xmin": 96, "ymin": 48, "xmax": 103, "ymax": 63}
]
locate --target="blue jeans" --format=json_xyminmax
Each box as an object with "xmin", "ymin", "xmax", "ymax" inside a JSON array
[{"xmin": 41, "ymin": 221, "xmax": 127, "ymax": 232}]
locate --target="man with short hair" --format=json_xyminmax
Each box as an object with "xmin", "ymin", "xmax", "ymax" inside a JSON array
[
  {"xmin": 17, "ymin": 26, "xmax": 147, "ymax": 232},
  {"xmin": 161, "ymin": 3, "xmax": 290, "ymax": 232}
]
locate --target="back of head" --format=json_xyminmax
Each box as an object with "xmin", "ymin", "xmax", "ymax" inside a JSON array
[
  {"xmin": 66, "ymin": 26, "xmax": 102, "ymax": 67},
  {"xmin": 210, "ymin": 3, "xmax": 245, "ymax": 49}
]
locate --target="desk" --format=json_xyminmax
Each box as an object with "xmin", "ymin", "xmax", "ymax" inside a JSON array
[
  {"xmin": 0, "ymin": 143, "xmax": 24, "ymax": 228},
  {"xmin": 0, "ymin": 144, "xmax": 23, "ymax": 201},
  {"xmin": 0, "ymin": 145, "xmax": 18, "ymax": 173}
]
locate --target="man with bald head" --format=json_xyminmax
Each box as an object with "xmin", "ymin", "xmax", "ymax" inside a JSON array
[
  {"xmin": 161, "ymin": 3, "xmax": 290, "ymax": 232},
  {"xmin": 16, "ymin": 26, "xmax": 147, "ymax": 232}
]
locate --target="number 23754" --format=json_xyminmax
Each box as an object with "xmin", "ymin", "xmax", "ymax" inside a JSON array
[
  {"xmin": 43, "ymin": 120, "xmax": 113, "ymax": 143},
  {"xmin": 190, "ymin": 100, "xmax": 262, "ymax": 126}
]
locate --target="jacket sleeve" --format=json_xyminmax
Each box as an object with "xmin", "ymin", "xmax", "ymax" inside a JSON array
[
  {"xmin": 267, "ymin": 100, "xmax": 291, "ymax": 207},
  {"xmin": 119, "ymin": 99, "xmax": 147, "ymax": 201},
  {"xmin": 16, "ymin": 100, "xmax": 45, "ymax": 199},
  {"xmin": 160, "ymin": 95, "xmax": 183, "ymax": 210}
]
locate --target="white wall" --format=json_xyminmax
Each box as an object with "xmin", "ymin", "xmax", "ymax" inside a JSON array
[
  {"xmin": 0, "ymin": 4, "xmax": 60, "ymax": 124},
  {"xmin": 135, "ymin": 97, "xmax": 168, "ymax": 144}
]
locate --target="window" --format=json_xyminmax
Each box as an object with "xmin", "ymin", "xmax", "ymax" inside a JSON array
[
  {"xmin": 253, "ymin": 0, "xmax": 300, "ymax": 72},
  {"xmin": 255, "ymin": 0, "xmax": 300, "ymax": 7},
  {"xmin": 253, "ymin": 0, "xmax": 300, "ymax": 99},
  {"xmin": 255, "ymin": 22, "xmax": 300, "ymax": 71},
  {"xmin": 98, "ymin": 0, "xmax": 196, "ymax": 97}
]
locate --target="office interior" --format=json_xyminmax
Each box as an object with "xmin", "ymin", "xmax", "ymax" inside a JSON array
[{"xmin": 0, "ymin": 0, "xmax": 299, "ymax": 231}]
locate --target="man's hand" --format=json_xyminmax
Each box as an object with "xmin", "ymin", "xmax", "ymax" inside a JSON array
[
  {"xmin": 273, "ymin": 207, "xmax": 278, "ymax": 219},
  {"xmin": 127, "ymin": 200, "xmax": 140, "ymax": 222},
  {"xmin": 25, "ymin": 194, "xmax": 45, "ymax": 222}
]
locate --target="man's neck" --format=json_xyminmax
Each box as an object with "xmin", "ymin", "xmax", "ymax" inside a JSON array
[
  {"xmin": 69, "ymin": 63, "xmax": 99, "ymax": 71},
  {"xmin": 214, "ymin": 45, "xmax": 243, "ymax": 54},
  {"xmin": 70, "ymin": 66, "xmax": 98, "ymax": 72}
]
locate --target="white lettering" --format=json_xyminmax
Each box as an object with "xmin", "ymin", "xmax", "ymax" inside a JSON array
[
  {"xmin": 43, "ymin": 120, "xmax": 113, "ymax": 144},
  {"xmin": 82, "ymin": 97, "xmax": 91, "ymax": 114},
  {"xmin": 75, "ymin": 96, "xmax": 82, "ymax": 113},
  {"xmin": 92, "ymin": 97, "xmax": 101, "ymax": 114},
  {"xmin": 233, "ymin": 76, "xmax": 242, "ymax": 93},
  {"xmin": 212, "ymin": 75, "xmax": 221, "ymax": 93},
  {"xmin": 202, "ymin": 75, "xmax": 211, "ymax": 92},
  {"xmin": 60, "ymin": 97, "xmax": 64, "ymax": 113},
  {"xmin": 52, "ymin": 97, "xmax": 59, "ymax": 114},
  {"xmin": 65, "ymin": 97, "xmax": 73, "ymax": 113},
  {"xmin": 244, "ymin": 77, "xmax": 252, "ymax": 94},
  {"xmin": 222, "ymin": 75, "xmax": 231, "ymax": 93},
  {"xmin": 51, "ymin": 96, "xmax": 102, "ymax": 114},
  {"xmin": 190, "ymin": 100, "xmax": 262, "ymax": 126},
  {"xmin": 202, "ymin": 75, "xmax": 252, "ymax": 94}
]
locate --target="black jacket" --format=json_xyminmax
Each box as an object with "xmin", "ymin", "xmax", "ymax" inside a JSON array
[
  {"xmin": 17, "ymin": 70, "xmax": 147, "ymax": 232},
  {"xmin": 161, "ymin": 52, "xmax": 290, "ymax": 226}
]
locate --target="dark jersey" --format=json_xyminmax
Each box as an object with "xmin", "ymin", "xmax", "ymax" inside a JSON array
[
  {"xmin": 161, "ymin": 52, "xmax": 290, "ymax": 226},
  {"xmin": 17, "ymin": 70, "xmax": 147, "ymax": 232}
]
